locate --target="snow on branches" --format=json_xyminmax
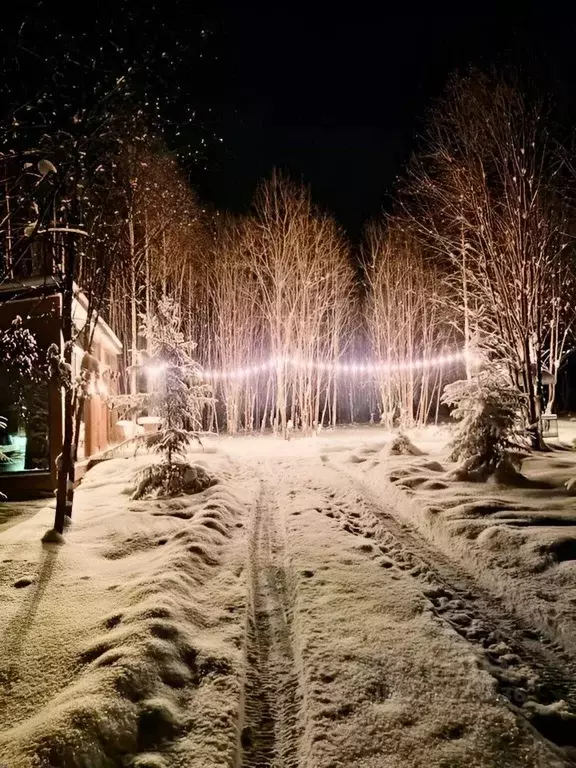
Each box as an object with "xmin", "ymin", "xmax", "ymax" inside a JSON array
[
  {"xmin": 0, "ymin": 316, "xmax": 39, "ymax": 382},
  {"xmin": 0, "ymin": 315, "xmax": 42, "ymax": 420}
]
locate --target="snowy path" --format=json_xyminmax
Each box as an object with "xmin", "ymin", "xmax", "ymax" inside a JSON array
[
  {"xmin": 223, "ymin": 442, "xmax": 576, "ymax": 767},
  {"xmin": 237, "ymin": 476, "xmax": 300, "ymax": 768}
]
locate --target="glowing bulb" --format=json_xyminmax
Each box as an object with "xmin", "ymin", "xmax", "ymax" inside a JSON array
[{"xmin": 147, "ymin": 362, "xmax": 168, "ymax": 377}]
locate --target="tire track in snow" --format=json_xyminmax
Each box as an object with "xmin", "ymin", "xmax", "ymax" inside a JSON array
[
  {"xmin": 236, "ymin": 476, "xmax": 300, "ymax": 768},
  {"xmin": 307, "ymin": 460, "xmax": 576, "ymax": 765}
]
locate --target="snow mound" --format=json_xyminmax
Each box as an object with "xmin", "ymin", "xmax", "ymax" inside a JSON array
[
  {"xmin": 0, "ymin": 456, "xmax": 254, "ymax": 768},
  {"xmin": 351, "ymin": 433, "xmax": 576, "ymax": 655},
  {"xmin": 446, "ymin": 460, "xmax": 553, "ymax": 488},
  {"xmin": 345, "ymin": 434, "xmax": 426, "ymax": 465}
]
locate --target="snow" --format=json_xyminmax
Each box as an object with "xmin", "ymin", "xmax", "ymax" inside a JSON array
[
  {"xmin": 0, "ymin": 499, "xmax": 47, "ymax": 534},
  {"xmin": 0, "ymin": 451, "xmax": 255, "ymax": 767},
  {"xmin": 330, "ymin": 423, "xmax": 576, "ymax": 656},
  {"xmin": 275, "ymin": 467, "xmax": 557, "ymax": 767},
  {"xmin": 1, "ymin": 426, "xmax": 575, "ymax": 766}
]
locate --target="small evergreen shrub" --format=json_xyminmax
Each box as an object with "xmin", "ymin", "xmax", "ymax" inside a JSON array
[{"xmin": 442, "ymin": 369, "xmax": 529, "ymax": 480}]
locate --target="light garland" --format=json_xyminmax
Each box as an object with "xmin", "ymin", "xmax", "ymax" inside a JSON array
[
  {"xmin": 198, "ymin": 349, "xmax": 470, "ymax": 381},
  {"xmin": 87, "ymin": 379, "xmax": 109, "ymax": 397}
]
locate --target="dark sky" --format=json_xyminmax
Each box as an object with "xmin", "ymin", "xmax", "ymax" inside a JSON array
[
  {"xmin": 1, "ymin": 5, "xmax": 576, "ymax": 237},
  {"xmin": 200, "ymin": 11, "xmax": 576, "ymax": 236},
  {"xmin": 199, "ymin": 12, "xmax": 501, "ymax": 232}
]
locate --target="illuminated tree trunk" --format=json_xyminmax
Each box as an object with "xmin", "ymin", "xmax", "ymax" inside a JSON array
[{"xmin": 128, "ymin": 212, "xmax": 138, "ymax": 396}]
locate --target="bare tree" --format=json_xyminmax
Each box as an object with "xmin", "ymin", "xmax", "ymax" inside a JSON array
[
  {"xmin": 403, "ymin": 70, "xmax": 576, "ymax": 445},
  {"xmin": 205, "ymin": 174, "xmax": 357, "ymax": 437},
  {"xmin": 247, "ymin": 173, "xmax": 356, "ymax": 436},
  {"xmin": 364, "ymin": 218, "xmax": 455, "ymax": 427},
  {"xmin": 207, "ymin": 216, "xmax": 264, "ymax": 434},
  {"xmin": 1, "ymin": 97, "xmax": 149, "ymax": 535},
  {"xmin": 106, "ymin": 140, "xmax": 208, "ymax": 396}
]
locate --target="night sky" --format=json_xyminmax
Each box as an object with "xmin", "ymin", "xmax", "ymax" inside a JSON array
[{"xmin": 1, "ymin": 6, "xmax": 576, "ymax": 237}]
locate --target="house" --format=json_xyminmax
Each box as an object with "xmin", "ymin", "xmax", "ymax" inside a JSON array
[{"xmin": 0, "ymin": 277, "xmax": 123, "ymax": 497}]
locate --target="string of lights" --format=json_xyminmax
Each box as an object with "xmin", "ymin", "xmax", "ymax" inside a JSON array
[{"xmin": 189, "ymin": 349, "xmax": 470, "ymax": 382}]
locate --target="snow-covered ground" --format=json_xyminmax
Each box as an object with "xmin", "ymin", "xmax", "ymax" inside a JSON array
[
  {"xmin": 1, "ymin": 426, "xmax": 576, "ymax": 767},
  {"xmin": 336, "ymin": 422, "xmax": 576, "ymax": 655},
  {"xmin": 0, "ymin": 452, "xmax": 256, "ymax": 767}
]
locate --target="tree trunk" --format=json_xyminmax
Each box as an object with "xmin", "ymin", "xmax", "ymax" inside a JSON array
[
  {"xmin": 54, "ymin": 254, "xmax": 76, "ymax": 533},
  {"xmin": 69, "ymin": 391, "xmax": 87, "ymax": 510},
  {"xmin": 144, "ymin": 211, "xmax": 152, "ymax": 355},
  {"xmin": 129, "ymin": 213, "xmax": 138, "ymax": 395},
  {"xmin": 523, "ymin": 339, "xmax": 545, "ymax": 451},
  {"xmin": 4, "ymin": 180, "xmax": 13, "ymax": 278},
  {"xmin": 461, "ymin": 225, "xmax": 472, "ymax": 381},
  {"xmin": 53, "ymin": 157, "xmax": 82, "ymax": 534},
  {"xmin": 331, "ymin": 375, "xmax": 337, "ymax": 428}
]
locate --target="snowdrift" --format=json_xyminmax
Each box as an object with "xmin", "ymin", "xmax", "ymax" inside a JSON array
[
  {"xmin": 339, "ymin": 426, "xmax": 576, "ymax": 657},
  {"xmin": 0, "ymin": 453, "xmax": 257, "ymax": 768}
]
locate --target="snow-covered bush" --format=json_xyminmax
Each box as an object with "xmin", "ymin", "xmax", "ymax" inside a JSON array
[
  {"xmin": 131, "ymin": 462, "xmax": 215, "ymax": 500},
  {"xmin": 442, "ymin": 369, "xmax": 529, "ymax": 481},
  {"xmin": 387, "ymin": 432, "xmax": 425, "ymax": 456}
]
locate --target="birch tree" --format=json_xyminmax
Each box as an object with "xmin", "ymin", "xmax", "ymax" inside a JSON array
[
  {"xmin": 248, "ymin": 173, "xmax": 356, "ymax": 436},
  {"xmin": 404, "ymin": 70, "xmax": 576, "ymax": 445},
  {"xmin": 364, "ymin": 219, "xmax": 454, "ymax": 427}
]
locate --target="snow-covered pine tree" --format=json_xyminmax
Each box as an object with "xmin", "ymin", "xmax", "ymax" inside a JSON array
[
  {"xmin": 143, "ymin": 296, "xmax": 211, "ymax": 460},
  {"xmin": 442, "ymin": 367, "xmax": 530, "ymax": 482},
  {"xmin": 116, "ymin": 296, "xmax": 213, "ymax": 499}
]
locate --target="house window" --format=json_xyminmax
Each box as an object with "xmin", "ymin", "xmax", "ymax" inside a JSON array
[{"xmin": 0, "ymin": 368, "xmax": 50, "ymax": 473}]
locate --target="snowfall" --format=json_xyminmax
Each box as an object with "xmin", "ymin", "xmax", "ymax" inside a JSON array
[{"xmin": 1, "ymin": 423, "xmax": 576, "ymax": 767}]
